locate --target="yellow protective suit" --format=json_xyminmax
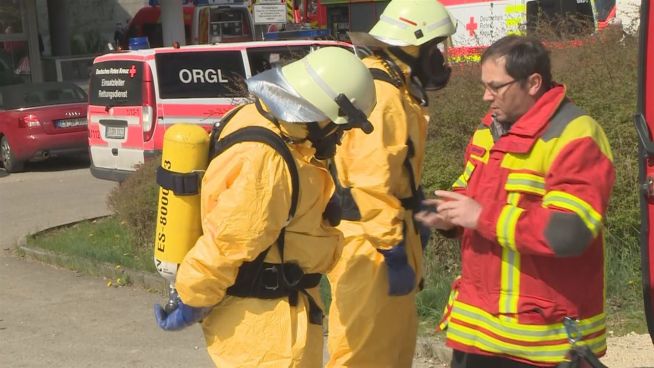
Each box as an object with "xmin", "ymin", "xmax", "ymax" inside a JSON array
[
  {"xmin": 175, "ymin": 103, "xmax": 343, "ymax": 368},
  {"xmin": 326, "ymin": 56, "xmax": 428, "ymax": 368}
]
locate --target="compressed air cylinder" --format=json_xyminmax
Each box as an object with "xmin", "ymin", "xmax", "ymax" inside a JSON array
[{"xmin": 154, "ymin": 124, "xmax": 209, "ymax": 284}]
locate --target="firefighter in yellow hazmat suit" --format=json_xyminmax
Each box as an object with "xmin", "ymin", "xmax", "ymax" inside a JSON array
[
  {"xmin": 153, "ymin": 47, "xmax": 376, "ymax": 368},
  {"xmin": 326, "ymin": 1, "xmax": 456, "ymax": 367}
]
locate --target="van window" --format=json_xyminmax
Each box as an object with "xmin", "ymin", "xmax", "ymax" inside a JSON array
[
  {"xmin": 210, "ymin": 7, "xmax": 251, "ymax": 40},
  {"xmin": 155, "ymin": 50, "xmax": 247, "ymax": 99},
  {"xmin": 247, "ymin": 46, "xmax": 314, "ymax": 75},
  {"xmin": 526, "ymin": 0, "xmax": 595, "ymax": 37},
  {"xmin": 594, "ymin": 0, "xmax": 616, "ymax": 22},
  {"xmin": 89, "ymin": 61, "xmax": 144, "ymax": 107}
]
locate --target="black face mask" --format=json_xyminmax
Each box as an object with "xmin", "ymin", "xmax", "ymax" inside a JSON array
[
  {"xmin": 415, "ymin": 42, "xmax": 451, "ymax": 91},
  {"xmin": 306, "ymin": 122, "xmax": 344, "ymax": 160},
  {"xmin": 389, "ymin": 41, "xmax": 451, "ymax": 92}
]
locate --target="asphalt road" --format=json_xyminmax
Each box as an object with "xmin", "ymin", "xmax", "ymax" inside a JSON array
[{"xmin": 0, "ymin": 157, "xmax": 214, "ymax": 368}]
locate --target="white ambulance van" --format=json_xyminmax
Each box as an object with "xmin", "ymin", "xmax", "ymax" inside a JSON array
[
  {"xmin": 87, "ymin": 40, "xmax": 350, "ymax": 181},
  {"xmin": 442, "ymin": 0, "xmax": 617, "ymax": 61}
]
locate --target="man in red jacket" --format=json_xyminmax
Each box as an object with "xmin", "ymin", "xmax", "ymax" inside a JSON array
[{"xmin": 416, "ymin": 35, "xmax": 615, "ymax": 367}]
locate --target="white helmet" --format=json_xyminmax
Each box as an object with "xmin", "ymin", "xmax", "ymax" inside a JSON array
[
  {"xmin": 369, "ymin": 0, "xmax": 456, "ymax": 47},
  {"xmin": 247, "ymin": 47, "xmax": 375, "ymax": 132}
]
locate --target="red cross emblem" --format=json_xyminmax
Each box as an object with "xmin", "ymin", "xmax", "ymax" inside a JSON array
[
  {"xmin": 128, "ymin": 64, "xmax": 137, "ymax": 78},
  {"xmin": 466, "ymin": 16, "xmax": 478, "ymax": 37}
]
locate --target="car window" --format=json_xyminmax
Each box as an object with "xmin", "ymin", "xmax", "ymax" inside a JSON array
[
  {"xmin": 0, "ymin": 58, "xmax": 9, "ymax": 72},
  {"xmin": 2, "ymin": 83, "xmax": 87, "ymax": 109},
  {"xmin": 40, "ymin": 85, "xmax": 87, "ymax": 104}
]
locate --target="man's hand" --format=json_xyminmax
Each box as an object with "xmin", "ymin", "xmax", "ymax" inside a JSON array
[
  {"xmin": 432, "ymin": 190, "xmax": 481, "ymax": 230},
  {"xmin": 415, "ymin": 198, "xmax": 454, "ymax": 230}
]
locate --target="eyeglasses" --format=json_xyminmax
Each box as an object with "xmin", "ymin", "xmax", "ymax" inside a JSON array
[{"xmin": 481, "ymin": 79, "xmax": 520, "ymax": 97}]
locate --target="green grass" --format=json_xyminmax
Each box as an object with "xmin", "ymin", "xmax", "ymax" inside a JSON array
[{"xmin": 25, "ymin": 217, "xmax": 156, "ymax": 273}]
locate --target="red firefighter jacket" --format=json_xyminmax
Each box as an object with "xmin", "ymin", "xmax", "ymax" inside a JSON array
[{"xmin": 442, "ymin": 85, "xmax": 615, "ymax": 366}]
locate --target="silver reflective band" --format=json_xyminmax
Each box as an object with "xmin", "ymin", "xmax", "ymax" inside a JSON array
[
  {"xmin": 303, "ymin": 58, "xmax": 337, "ymax": 100},
  {"xmin": 379, "ymin": 14, "xmax": 411, "ymax": 29},
  {"xmin": 246, "ymin": 67, "xmax": 328, "ymax": 123},
  {"xmin": 425, "ymin": 16, "xmax": 455, "ymax": 33}
]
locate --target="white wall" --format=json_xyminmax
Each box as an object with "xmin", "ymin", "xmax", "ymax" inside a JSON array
[{"xmin": 616, "ymin": 0, "xmax": 642, "ymax": 34}]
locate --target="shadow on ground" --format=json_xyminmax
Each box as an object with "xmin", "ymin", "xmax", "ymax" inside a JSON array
[{"xmin": 1, "ymin": 154, "xmax": 90, "ymax": 176}]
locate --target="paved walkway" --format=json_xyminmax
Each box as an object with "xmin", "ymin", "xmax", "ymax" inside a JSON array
[{"xmin": 0, "ymin": 166, "xmax": 214, "ymax": 367}]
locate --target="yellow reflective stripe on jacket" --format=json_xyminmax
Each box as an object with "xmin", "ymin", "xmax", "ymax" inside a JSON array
[
  {"xmin": 450, "ymin": 301, "xmax": 606, "ymax": 340},
  {"xmin": 543, "ymin": 190, "xmax": 602, "ymax": 236},
  {"xmin": 499, "ymin": 247, "xmax": 520, "ymax": 321},
  {"xmin": 499, "ymin": 191, "xmax": 522, "ymax": 319},
  {"xmin": 448, "ymin": 323, "xmax": 606, "ymax": 363},
  {"xmin": 447, "ymin": 301, "xmax": 606, "ymax": 362},
  {"xmin": 452, "ymin": 161, "xmax": 475, "ymax": 189},
  {"xmin": 505, "ymin": 173, "xmax": 546, "ymax": 196},
  {"xmin": 438, "ymin": 284, "xmax": 459, "ymax": 331},
  {"xmin": 496, "ymin": 205, "xmax": 524, "ymax": 250}
]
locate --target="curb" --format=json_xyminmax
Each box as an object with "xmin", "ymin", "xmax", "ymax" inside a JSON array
[
  {"xmin": 17, "ymin": 245, "xmax": 168, "ymax": 294},
  {"xmin": 15, "ymin": 218, "xmax": 168, "ymax": 295},
  {"xmin": 415, "ymin": 335, "xmax": 453, "ymax": 366}
]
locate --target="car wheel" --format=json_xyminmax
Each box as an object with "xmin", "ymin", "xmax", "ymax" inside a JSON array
[{"xmin": 0, "ymin": 136, "xmax": 24, "ymax": 173}]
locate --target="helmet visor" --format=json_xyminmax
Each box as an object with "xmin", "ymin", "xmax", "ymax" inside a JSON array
[{"xmin": 246, "ymin": 67, "xmax": 328, "ymax": 123}]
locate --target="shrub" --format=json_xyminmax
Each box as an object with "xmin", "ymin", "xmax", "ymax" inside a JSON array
[{"xmin": 106, "ymin": 157, "xmax": 160, "ymax": 252}]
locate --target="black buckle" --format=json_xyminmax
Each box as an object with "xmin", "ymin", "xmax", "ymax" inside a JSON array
[
  {"xmin": 281, "ymin": 262, "xmax": 304, "ymax": 289},
  {"xmin": 261, "ymin": 266, "xmax": 279, "ymax": 291}
]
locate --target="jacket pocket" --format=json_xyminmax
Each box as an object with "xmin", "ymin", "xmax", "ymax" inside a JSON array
[{"xmin": 504, "ymin": 171, "xmax": 545, "ymax": 206}]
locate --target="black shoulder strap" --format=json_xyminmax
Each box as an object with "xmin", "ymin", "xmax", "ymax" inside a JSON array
[
  {"xmin": 208, "ymin": 104, "xmax": 247, "ymax": 159},
  {"xmin": 328, "ymin": 159, "xmax": 362, "ymax": 221},
  {"xmin": 213, "ymin": 126, "xmax": 299, "ymax": 223},
  {"xmin": 401, "ymin": 138, "xmax": 423, "ymax": 236},
  {"xmin": 369, "ymin": 67, "xmax": 402, "ymax": 89},
  {"xmin": 215, "ymin": 126, "xmax": 300, "ymax": 294},
  {"xmin": 157, "ymin": 106, "xmax": 250, "ymax": 196},
  {"xmin": 404, "ymin": 138, "xmax": 419, "ymax": 202}
]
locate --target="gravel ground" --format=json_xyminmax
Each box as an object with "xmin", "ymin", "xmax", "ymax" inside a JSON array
[{"xmin": 602, "ymin": 333, "xmax": 654, "ymax": 368}]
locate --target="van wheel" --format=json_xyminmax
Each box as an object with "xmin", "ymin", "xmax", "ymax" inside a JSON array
[{"xmin": 0, "ymin": 136, "xmax": 24, "ymax": 173}]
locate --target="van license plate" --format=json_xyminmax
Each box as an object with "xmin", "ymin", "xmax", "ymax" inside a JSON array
[{"xmin": 106, "ymin": 126, "xmax": 125, "ymax": 139}]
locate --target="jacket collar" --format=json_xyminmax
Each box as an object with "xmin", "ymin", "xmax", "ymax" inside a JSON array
[{"xmin": 482, "ymin": 83, "xmax": 567, "ymax": 153}]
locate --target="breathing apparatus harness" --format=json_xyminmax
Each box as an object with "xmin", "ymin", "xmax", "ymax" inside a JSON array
[
  {"xmin": 330, "ymin": 58, "xmax": 426, "ymax": 231},
  {"xmin": 207, "ymin": 98, "xmax": 356, "ymax": 325}
]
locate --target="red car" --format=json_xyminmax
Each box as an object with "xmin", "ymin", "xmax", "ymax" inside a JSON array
[{"xmin": 0, "ymin": 81, "xmax": 89, "ymax": 173}]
